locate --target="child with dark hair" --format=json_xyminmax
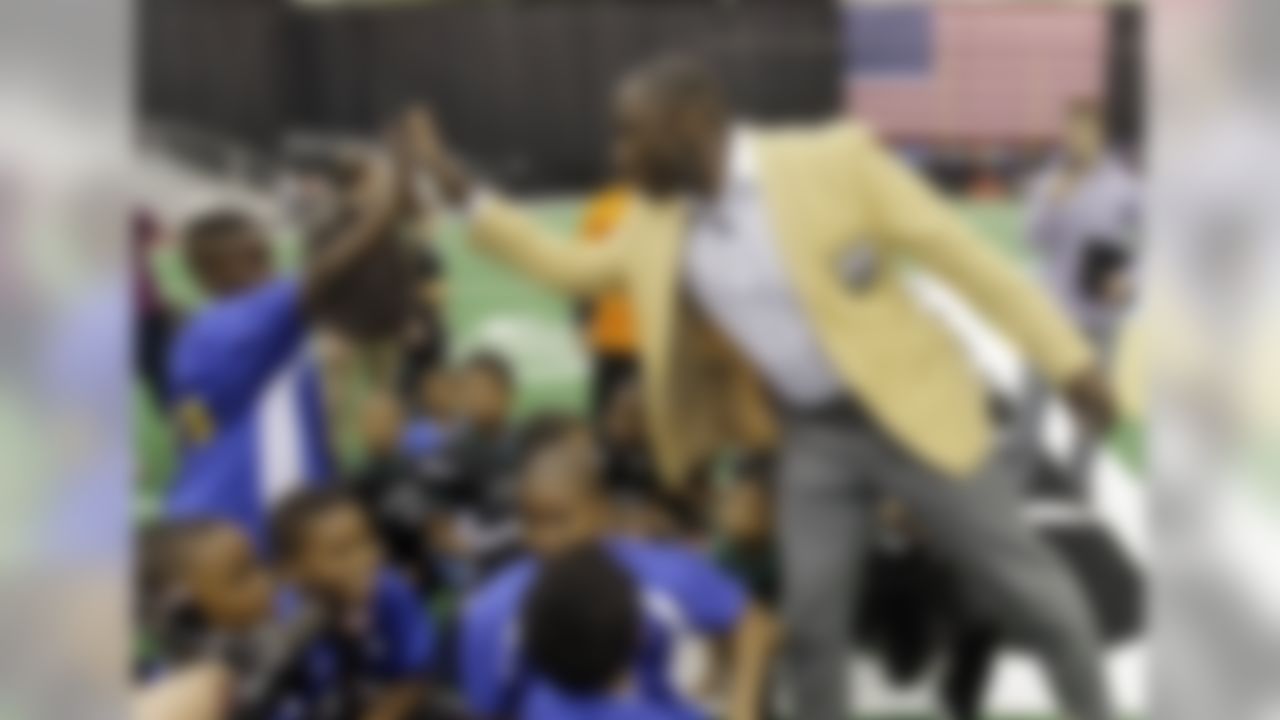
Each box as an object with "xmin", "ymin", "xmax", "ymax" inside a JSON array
[
  {"xmin": 136, "ymin": 519, "xmax": 336, "ymax": 719},
  {"xmin": 138, "ymin": 519, "xmax": 276, "ymax": 664},
  {"xmin": 420, "ymin": 352, "xmax": 529, "ymax": 580},
  {"xmin": 458, "ymin": 429, "xmax": 773, "ymax": 720},
  {"xmin": 518, "ymin": 545, "xmax": 699, "ymax": 720},
  {"xmin": 348, "ymin": 390, "xmax": 445, "ymax": 590},
  {"xmin": 439, "ymin": 350, "xmax": 521, "ymax": 511},
  {"xmin": 522, "ymin": 545, "xmax": 639, "ymax": 696},
  {"xmin": 401, "ymin": 364, "xmax": 460, "ymax": 459},
  {"xmin": 455, "ymin": 351, "xmax": 514, "ymax": 439},
  {"xmin": 167, "ymin": 155, "xmax": 406, "ymax": 544},
  {"xmin": 271, "ymin": 488, "xmax": 442, "ymax": 720}
]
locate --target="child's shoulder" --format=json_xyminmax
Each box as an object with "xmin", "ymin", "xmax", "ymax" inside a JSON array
[
  {"xmin": 466, "ymin": 555, "xmax": 539, "ymax": 615},
  {"xmin": 606, "ymin": 537, "xmax": 713, "ymax": 586},
  {"xmin": 609, "ymin": 536, "xmax": 704, "ymax": 564}
]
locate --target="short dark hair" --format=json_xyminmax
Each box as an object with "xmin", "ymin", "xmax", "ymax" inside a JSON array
[
  {"xmin": 183, "ymin": 208, "xmax": 258, "ymax": 260},
  {"xmin": 521, "ymin": 544, "xmax": 641, "ymax": 695},
  {"xmin": 461, "ymin": 350, "xmax": 515, "ymax": 393},
  {"xmin": 269, "ymin": 487, "xmax": 361, "ymax": 562}
]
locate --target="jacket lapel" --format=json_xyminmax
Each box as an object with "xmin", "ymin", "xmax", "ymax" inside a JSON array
[
  {"xmin": 630, "ymin": 195, "xmax": 688, "ymax": 383},
  {"xmin": 625, "ymin": 195, "xmax": 694, "ymax": 481},
  {"xmin": 752, "ymin": 132, "xmax": 823, "ymax": 313}
]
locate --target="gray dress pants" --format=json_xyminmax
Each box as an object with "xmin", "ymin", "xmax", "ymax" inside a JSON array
[{"xmin": 777, "ymin": 400, "xmax": 1112, "ymax": 720}]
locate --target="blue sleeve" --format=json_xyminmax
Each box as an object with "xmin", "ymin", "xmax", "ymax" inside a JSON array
[
  {"xmin": 459, "ymin": 573, "xmax": 532, "ymax": 719},
  {"xmin": 169, "ymin": 278, "xmax": 306, "ymax": 420},
  {"xmin": 373, "ymin": 572, "xmax": 436, "ymax": 680},
  {"xmin": 662, "ymin": 545, "xmax": 749, "ymax": 635},
  {"xmin": 460, "ymin": 596, "xmax": 509, "ymax": 717}
]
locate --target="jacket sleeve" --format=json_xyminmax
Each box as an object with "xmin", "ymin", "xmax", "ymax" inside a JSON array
[
  {"xmin": 469, "ymin": 194, "xmax": 627, "ymax": 298},
  {"xmin": 842, "ymin": 123, "xmax": 1094, "ymax": 384}
]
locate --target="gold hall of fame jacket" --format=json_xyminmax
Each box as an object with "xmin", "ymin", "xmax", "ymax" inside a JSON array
[{"xmin": 468, "ymin": 121, "xmax": 1093, "ymax": 489}]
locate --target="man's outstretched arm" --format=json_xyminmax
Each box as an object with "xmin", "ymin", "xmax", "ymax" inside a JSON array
[
  {"xmin": 844, "ymin": 124, "xmax": 1116, "ymax": 431},
  {"xmin": 394, "ymin": 107, "xmax": 626, "ymax": 298}
]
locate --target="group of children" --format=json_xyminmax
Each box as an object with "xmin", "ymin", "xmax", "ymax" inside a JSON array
[
  {"xmin": 140, "ymin": 363, "xmax": 781, "ymax": 720},
  {"xmin": 135, "ymin": 156, "xmax": 786, "ymax": 719}
]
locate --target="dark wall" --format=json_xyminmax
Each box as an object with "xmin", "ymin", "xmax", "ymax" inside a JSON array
[
  {"xmin": 1106, "ymin": 3, "xmax": 1144, "ymax": 155},
  {"xmin": 139, "ymin": 0, "xmax": 289, "ymax": 148},
  {"xmin": 140, "ymin": 0, "xmax": 841, "ymax": 191}
]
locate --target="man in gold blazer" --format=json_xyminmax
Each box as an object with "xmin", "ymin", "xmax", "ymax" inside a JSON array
[{"xmin": 402, "ymin": 56, "xmax": 1116, "ymax": 720}]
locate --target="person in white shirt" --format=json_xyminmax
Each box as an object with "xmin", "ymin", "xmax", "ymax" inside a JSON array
[{"xmin": 1023, "ymin": 100, "xmax": 1141, "ymax": 495}]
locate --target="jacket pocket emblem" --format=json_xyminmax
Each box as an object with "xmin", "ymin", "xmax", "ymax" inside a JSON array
[{"xmin": 837, "ymin": 241, "xmax": 881, "ymax": 291}]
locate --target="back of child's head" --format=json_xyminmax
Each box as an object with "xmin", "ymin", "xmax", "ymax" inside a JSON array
[
  {"xmin": 521, "ymin": 543, "xmax": 640, "ymax": 696},
  {"xmin": 270, "ymin": 487, "xmax": 381, "ymax": 604}
]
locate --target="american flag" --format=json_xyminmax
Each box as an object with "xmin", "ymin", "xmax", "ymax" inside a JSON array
[{"xmin": 844, "ymin": 2, "xmax": 1107, "ymax": 146}]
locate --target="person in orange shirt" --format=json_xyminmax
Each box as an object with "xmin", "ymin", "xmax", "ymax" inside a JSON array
[{"xmin": 579, "ymin": 186, "xmax": 638, "ymax": 414}]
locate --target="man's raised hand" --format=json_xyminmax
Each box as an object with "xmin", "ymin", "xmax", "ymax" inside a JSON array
[{"xmin": 395, "ymin": 105, "xmax": 472, "ymax": 205}]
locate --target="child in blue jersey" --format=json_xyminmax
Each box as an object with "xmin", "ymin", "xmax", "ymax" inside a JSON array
[
  {"xmin": 519, "ymin": 544, "xmax": 701, "ymax": 720},
  {"xmin": 458, "ymin": 425, "xmax": 774, "ymax": 720},
  {"xmin": 271, "ymin": 488, "xmax": 443, "ymax": 720},
  {"xmin": 167, "ymin": 156, "xmax": 408, "ymax": 543},
  {"xmin": 136, "ymin": 519, "xmax": 340, "ymax": 719},
  {"xmin": 138, "ymin": 519, "xmax": 277, "ymax": 665}
]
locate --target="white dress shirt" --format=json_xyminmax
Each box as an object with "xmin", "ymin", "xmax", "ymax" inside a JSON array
[{"xmin": 683, "ymin": 130, "xmax": 845, "ymax": 408}]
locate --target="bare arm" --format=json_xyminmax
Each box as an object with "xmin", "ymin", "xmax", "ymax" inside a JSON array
[
  {"xmin": 724, "ymin": 603, "xmax": 778, "ymax": 720},
  {"xmin": 846, "ymin": 125, "xmax": 1116, "ymax": 430},
  {"xmin": 302, "ymin": 154, "xmax": 405, "ymax": 305},
  {"xmin": 394, "ymin": 107, "xmax": 625, "ymax": 298}
]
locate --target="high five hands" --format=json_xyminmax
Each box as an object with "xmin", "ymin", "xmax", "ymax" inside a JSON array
[{"xmin": 392, "ymin": 105, "xmax": 473, "ymax": 205}]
